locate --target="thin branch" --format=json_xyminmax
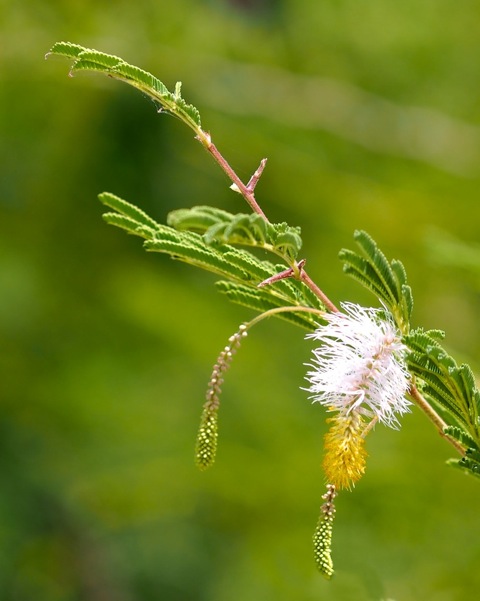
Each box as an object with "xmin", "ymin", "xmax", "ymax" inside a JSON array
[
  {"xmin": 196, "ymin": 131, "xmax": 267, "ymax": 218},
  {"xmin": 246, "ymin": 305, "xmax": 325, "ymax": 330},
  {"xmin": 196, "ymin": 129, "xmax": 339, "ymax": 312},
  {"xmin": 300, "ymin": 270, "xmax": 339, "ymax": 313}
]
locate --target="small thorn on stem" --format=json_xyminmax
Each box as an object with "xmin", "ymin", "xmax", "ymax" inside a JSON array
[
  {"xmin": 295, "ymin": 258, "xmax": 306, "ymax": 275},
  {"xmin": 257, "ymin": 259, "xmax": 306, "ymax": 288},
  {"xmin": 246, "ymin": 158, "xmax": 268, "ymax": 192},
  {"xmin": 258, "ymin": 267, "xmax": 294, "ymax": 288}
]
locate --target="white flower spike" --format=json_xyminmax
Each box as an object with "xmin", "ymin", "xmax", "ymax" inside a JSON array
[{"xmin": 306, "ymin": 302, "xmax": 411, "ymax": 489}]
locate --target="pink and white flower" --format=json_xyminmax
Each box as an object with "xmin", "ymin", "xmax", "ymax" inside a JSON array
[{"xmin": 305, "ymin": 302, "xmax": 411, "ymax": 488}]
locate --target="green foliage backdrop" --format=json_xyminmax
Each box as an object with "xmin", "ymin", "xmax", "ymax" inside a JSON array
[{"xmin": 1, "ymin": 1, "xmax": 480, "ymax": 599}]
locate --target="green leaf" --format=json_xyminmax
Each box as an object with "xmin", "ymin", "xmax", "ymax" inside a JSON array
[
  {"xmin": 116, "ymin": 62, "xmax": 170, "ymax": 97},
  {"xmin": 405, "ymin": 328, "xmax": 480, "ymax": 447},
  {"xmin": 99, "ymin": 192, "xmax": 322, "ymax": 325},
  {"xmin": 168, "ymin": 206, "xmax": 302, "ymax": 262},
  {"xmin": 99, "ymin": 192, "xmax": 160, "ymax": 230},
  {"xmin": 444, "ymin": 426, "xmax": 479, "ymax": 451},
  {"xmin": 355, "ymin": 230, "xmax": 399, "ymax": 299},
  {"xmin": 47, "ymin": 41, "xmax": 86, "ymax": 59},
  {"xmin": 457, "ymin": 364, "xmax": 480, "ymax": 427},
  {"xmin": 340, "ymin": 249, "xmax": 392, "ymax": 303},
  {"xmin": 173, "ymin": 95, "xmax": 202, "ymax": 129},
  {"xmin": 146, "ymin": 234, "xmax": 249, "ymax": 281},
  {"xmin": 466, "ymin": 446, "xmax": 480, "ymax": 463},
  {"xmin": 215, "ymin": 281, "xmax": 319, "ymax": 331},
  {"xmin": 391, "ymin": 259, "xmax": 414, "ymax": 324},
  {"xmin": 423, "ymin": 329, "xmax": 446, "ymax": 340},
  {"xmin": 447, "ymin": 456, "xmax": 480, "ymax": 480},
  {"xmin": 47, "ymin": 41, "xmax": 201, "ymax": 130},
  {"xmin": 339, "ymin": 230, "xmax": 413, "ymax": 333},
  {"xmin": 74, "ymin": 49, "xmax": 123, "ymax": 69},
  {"xmin": 102, "ymin": 212, "xmax": 154, "ymax": 239}
]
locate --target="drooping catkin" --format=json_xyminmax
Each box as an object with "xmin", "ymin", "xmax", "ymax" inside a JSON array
[
  {"xmin": 313, "ymin": 483, "xmax": 337, "ymax": 579},
  {"xmin": 195, "ymin": 324, "xmax": 248, "ymax": 470}
]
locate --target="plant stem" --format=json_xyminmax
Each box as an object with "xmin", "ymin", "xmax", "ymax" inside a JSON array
[
  {"xmin": 246, "ymin": 305, "xmax": 326, "ymax": 330},
  {"xmin": 300, "ymin": 271, "xmax": 339, "ymax": 313},
  {"xmin": 409, "ymin": 383, "xmax": 466, "ymax": 456},
  {"xmin": 196, "ymin": 129, "xmax": 339, "ymax": 312},
  {"xmin": 196, "ymin": 131, "xmax": 267, "ymax": 218}
]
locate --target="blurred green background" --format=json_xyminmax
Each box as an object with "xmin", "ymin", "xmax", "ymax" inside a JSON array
[{"xmin": 1, "ymin": 1, "xmax": 480, "ymax": 600}]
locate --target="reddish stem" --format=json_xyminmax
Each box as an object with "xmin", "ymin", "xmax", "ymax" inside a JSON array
[
  {"xmin": 300, "ymin": 271, "xmax": 339, "ymax": 313},
  {"xmin": 196, "ymin": 130, "xmax": 338, "ymax": 311},
  {"xmin": 204, "ymin": 140, "xmax": 268, "ymax": 219}
]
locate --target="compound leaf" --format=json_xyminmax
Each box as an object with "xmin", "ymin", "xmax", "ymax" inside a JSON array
[
  {"xmin": 340, "ymin": 230, "xmax": 413, "ymax": 333},
  {"xmin": 405, "ymin": 328, "xmax": 480, "ymax": 448},
  {"xmin": 99, "ymin": 193, "xmax": 320, "ymax": 322},
  {"xmin": 47, "ymin": 41, "xmax": 201, "ymax": 130},
  {"xmin": 168, "ymin": 206, "xmax": 302, "ymax": 262}
]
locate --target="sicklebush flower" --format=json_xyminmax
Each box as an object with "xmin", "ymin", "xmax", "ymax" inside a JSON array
[{"xmin": 305, "ymin": 302, "xmax": 411, "ymax": 488}]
